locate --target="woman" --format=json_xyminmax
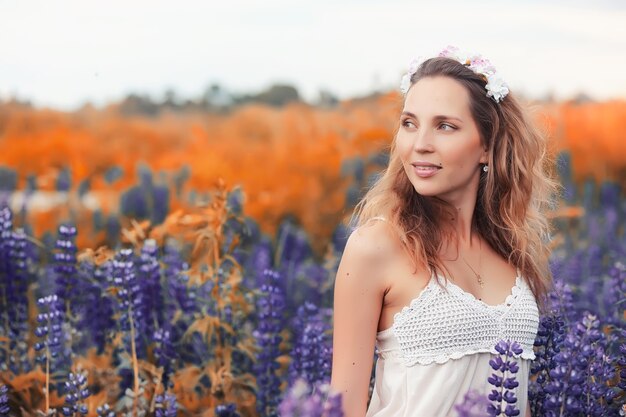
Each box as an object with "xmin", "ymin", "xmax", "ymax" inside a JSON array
[{"xmin": 330, "ymin": 46, "xmax": 559, "ymax": 416}]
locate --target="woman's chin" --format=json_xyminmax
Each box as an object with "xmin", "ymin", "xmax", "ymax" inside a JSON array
[{"xmin": 412, "ymin": 187, "xmax": 440, "ymax": 197}]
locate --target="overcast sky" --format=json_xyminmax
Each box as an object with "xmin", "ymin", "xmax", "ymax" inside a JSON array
[{"xmin": 1, "ymin": 0, "xmax": 625, "ymax": 110}]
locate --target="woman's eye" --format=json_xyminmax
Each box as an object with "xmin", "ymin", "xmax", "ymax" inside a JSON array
[
  {"xmin": 439, "ymin": 123, "xmax": 456, "ymax": 131},
  {"xmin": 401, "ymin": 119, "xmax": 416, "ymax": 128}
]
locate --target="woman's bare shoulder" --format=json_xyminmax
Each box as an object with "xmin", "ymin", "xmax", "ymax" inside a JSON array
[
  {"xmin": 338, "ymin": 218, "xmax": 405, "ymax": 287},
  {"xmin": 348, "ymin": 217, "xmax": 402, "ymax": 260}
]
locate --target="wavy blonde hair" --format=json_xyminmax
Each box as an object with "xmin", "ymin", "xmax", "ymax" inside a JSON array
[{"xmin": 350, "ymin": 57, "xmax": 560, "ymax": 303}]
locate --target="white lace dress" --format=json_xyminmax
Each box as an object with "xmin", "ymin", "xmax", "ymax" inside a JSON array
[{"xmin": 365, "ymin": 269, "xmax": 540, "ymax": 417}]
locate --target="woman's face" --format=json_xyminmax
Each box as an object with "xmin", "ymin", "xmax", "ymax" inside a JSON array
[{"xmin": 396, "ymin": 75, "xmax": 488, "ymax": 204}]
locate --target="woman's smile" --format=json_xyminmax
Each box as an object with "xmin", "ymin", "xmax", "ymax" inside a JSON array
[{"xmin": 412, "ymin": 165, "xmax": 441, "ymax": 178}]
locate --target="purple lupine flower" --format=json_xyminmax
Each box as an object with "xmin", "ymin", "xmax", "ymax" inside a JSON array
[
  {"xmin": 276, "ymin": 221, "xmax": 312, "ymax": 267},
  {"xmin": 96, "ymin": 403, "xmax": 115, "ymax": 417},
  {"xmin": 323, "ymin": 390, "xmax": 344, "ymax": 417},
  {"xmin": 288, "ymin": 302, "xmax": 333, "ymax": 386},
  {"xmin": 110, "ymin": 249, "xmax": 135, "ymax": 329},
  {"xmin": 55, "ymin": 167, "xmax": 72, "ymax": 192},
  {"xmin": 226, "ymin": 187, "xmax": 244, "ymax": 216},
  {"xmin": 75, "ymin": 260, "xmax": 115, "ymax": 354},
  {"xmin": 0, "ymin": 167, "xmax": 17, "ymax": 204},
  {"xmin": 245, "ymin": 238, "xmax": 273, "ymax": 291},
  {"xmin": 227, "ymin": 300, "xmax": 255, "ymax": 376},
  {"xmin": 53, "ymin": 224, "xmax": 79, "ymax": 306},
  {"xmin": 487, "ymin": 340, "xmax": 521, "ymax": 416},
  {"xmin": 34, "ymin": 294, "xmax": 66, "ymax": 370},
  {"xmin": 163, "ymin": 241, "xmax": 196, "ymax": 316},
  {"xmin": 545, "ymin": 279, "xmax": 577, "ymax": 323},
  {"xmin": 155, "ymin": 392, "xmax": 177, "ymax": 417},
  {"xmin": 254, "ymin": 268, "xmax": 286, "ymax": 417},
  {"xmin": 110, "ymin": 248, "xmax": 148, "ymax": 356},
  {"xmin": 153, "ymin": 326, "xmax": 177, "ymax": 386},
  {"xmin": 604, "ymin": 262, "xmax": 626, "ymax": 325},
  {"xmin": 151, "ymin": 184, "xmax": 170, "ymax": 225},
  {"xmin": 1, "ymin": 222, "xmax": 31, "ymax": 373},
  {"xmin": 276, "ymin": 224, "xmax": 313, "ymax": 314},
  {"xmin": 294, "ymin": 264, "xmax": 329, "ymax": 307},
  {"xmin": 222, "ymin": 304, "xmax": 236, "ymax": 345},
  {"xmin": 120, "ymin": 185, "xmax": 149, "ymax": 222},
  {"xmin": 215, "ymin": 403, "xmax": 240, "ymax": 417},
  {"xmin": 331, "ymin": 222, "xmax": 350, "ymax": 254},
  {"xmin": 454, "ymin": 389, "xmax": 491, "ymax": 417},
  {"xmin": 104, "ymin": 215, "xmax": 121, "ymax": 247},
  {"xmin": 278, "ymin": 379, "xmax": 316, "ymax": 416},
  {"xmin": 541, "ymin": 313, "xmax": 615, "ymax": 416},
  {"xmin": 278, "ymin": 378, "xmax": 344, "ymax": 417},
  {"xmin": 62, "ymin": 372, "xmax": 90, "ymax": 416},
  {"xmin": 529, "ymin": 313, "xmax": 566, "ymax": 415},
  {"xmin": 0, "ymin": 384, "xmax": 10, "ymax": 417},
  {"xmin": 138, "ymin": 239, "xmax": 165, "ymax": 337},
  {"xmin": 0, "ymin": 206, "xmax": 11, "ymax": 335},
  {"xmin": 618, "ymin": 344, "xmax": 626, "ymax": 391}
]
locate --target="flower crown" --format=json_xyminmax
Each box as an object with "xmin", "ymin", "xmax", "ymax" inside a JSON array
[{"xmin": 400, "ymin": 45, "xmax": 509, "ymax": 103}]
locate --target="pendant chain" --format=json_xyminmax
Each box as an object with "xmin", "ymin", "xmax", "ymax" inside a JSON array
[{"xmin": 460, "ymin": 238, "xmax": 484, "ymax": 288}]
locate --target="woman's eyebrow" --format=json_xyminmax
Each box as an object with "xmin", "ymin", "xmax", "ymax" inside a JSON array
[
  {"xmin": 433, "ymin": 114, "xmax": 463, "ymax": 123},
  {"xmin": 401, "ymin": 111, "xmax": 463, "ymax": 123}
]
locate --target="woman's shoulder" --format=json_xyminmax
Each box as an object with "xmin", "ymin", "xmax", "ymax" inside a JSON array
[
  {"xmin": 336, "ymin": 217, "xmax": 399, "ymax": 299},
  {"xmin": 354, "ymin": 215, "xmax": 395, "ymax": 234},
  {"xmin": 349, "ymin": 216, "xmax": 402, "ymax": 256}
]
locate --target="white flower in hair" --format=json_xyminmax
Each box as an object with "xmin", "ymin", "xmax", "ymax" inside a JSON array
[
  {"xmin": 439, "ymin": 45, "xmax": 462, "ymax": 61},
  {"xmin": 400, "ymin": 45, "xmax": 509, "ymax": 103},
  {"xmin": 407, "ymin": 57, "xmax": 422, "ymax": 74},
  {"xmin": 400, "ymin": 56, "xmax": 424, "ymax": 95},
  {"xmin": 485, "ymin": 74, "xmax": 509, "ymax": 103},
  {"xmin": 399, "ymin": 74, "xmax": 411, "ymax": 95}
]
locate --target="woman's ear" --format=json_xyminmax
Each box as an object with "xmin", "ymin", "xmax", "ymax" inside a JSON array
[{"xmin": 479, "ymin": 149, "xmax": 488, "ymax": 165}]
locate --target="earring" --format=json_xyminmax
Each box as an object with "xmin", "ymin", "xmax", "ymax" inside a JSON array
[{"xmin": 483, "ymin": 164, "xmax": 489, "ymax": 172}]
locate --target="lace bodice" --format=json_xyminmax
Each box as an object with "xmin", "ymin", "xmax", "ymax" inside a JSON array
[
  {"xmin": 376, "ymin": 271, "xmax": 540, "ymax": 366},
  {"xmin": 364, "ymin": 216, "xmax": 538, "ymax": 417}
]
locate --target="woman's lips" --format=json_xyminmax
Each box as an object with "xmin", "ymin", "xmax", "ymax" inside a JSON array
[{"xmin": 413, "ymin": 165, "xmax": 441, "ymax": 178}]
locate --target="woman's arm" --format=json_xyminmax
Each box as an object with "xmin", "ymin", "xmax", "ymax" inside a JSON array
[{"xmin": 330, "ymin": 226, "xmax": 388, "ymax": 417}]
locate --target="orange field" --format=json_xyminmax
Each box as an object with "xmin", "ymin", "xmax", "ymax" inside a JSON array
[{"xmin": 0, "ymin": 94, "xmax": 624, "ymax": 251}]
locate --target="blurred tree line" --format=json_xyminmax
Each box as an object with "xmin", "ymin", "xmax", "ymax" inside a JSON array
[{"xmin": 117, "ymin": 83, "xmax": 341, "ymax": 116}]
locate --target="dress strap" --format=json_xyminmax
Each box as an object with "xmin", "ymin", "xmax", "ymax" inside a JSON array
[{"xmin": 371, "ymin": 215, "xmax": 388, "ymax": 222}]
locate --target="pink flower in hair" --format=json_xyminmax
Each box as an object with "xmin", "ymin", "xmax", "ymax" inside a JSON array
[{"xmin": 400, "ymin": 45, "xmax": 509, "ymax": 103}]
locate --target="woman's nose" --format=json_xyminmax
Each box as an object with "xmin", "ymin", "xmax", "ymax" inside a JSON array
[{"xmin": 413, "ymin": 128, "xmax": 435, "ymax": 153}]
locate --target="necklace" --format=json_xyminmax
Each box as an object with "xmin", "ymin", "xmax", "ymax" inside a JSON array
[{"xmin": 459, "ymin": 238, "xmax": 484, "ymax": 288}]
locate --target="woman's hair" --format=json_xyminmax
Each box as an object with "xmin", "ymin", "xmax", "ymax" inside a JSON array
[{"xmin": 350, "ymin": 56, "xmax": 560, "ymax": 304}]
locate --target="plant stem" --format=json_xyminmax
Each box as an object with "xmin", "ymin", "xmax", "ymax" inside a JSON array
[
  {"xmin": 45, "ymin": 341, "xmax": 50, "ymax": 413},
  {"xmin": 1, "ymin": 289, "xmax": 9, "ymax": 371},
  {"xmin": 129, "ymin": 307, "xmax": 139, "ymax": 417},
  {"xmin": 66, "ymin": 300, "xmax": 76, "ymax": 373},
  {"xmin": 500, "ymin": 352, "xmax": 509, "ymax": 416}
]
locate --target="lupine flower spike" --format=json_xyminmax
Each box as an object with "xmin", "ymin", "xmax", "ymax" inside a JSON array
[
  {"xmin": 96, "ymin": 404, "xmax": 115, "ymax": 417},
  {"xmin": 155, "ymin": 392, "xmax": 177, "ymax": 417},
  {"xmin": 254, "ymin": 268, "xmax": 286, "ymax": 417},
  {"xmin": 0, "ymin": 385, "xmax": 10, "ymax": 417},
  {"xmin": 62, "ymin": 372, "xmax": 90, "ymax": 416},
  {"xmin": 454, "ymin": 389, "xmax": 491, "ymax": 417},
  {"xmin": 487, "ymin": 340, "xmax": 522, "ymax": 416},
  {"xmin": 35, "ymin": 294, "xmax": 66, "ymax": 412},
  {"xmin": 278, "ymin": 378, "xmax": 344, "ymax": 417},
  {"xmin": 215, "ymin": 403, "xmax": 241, "ymax": 417}
]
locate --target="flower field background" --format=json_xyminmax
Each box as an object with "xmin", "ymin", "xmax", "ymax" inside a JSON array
[{"xmin": 0, "ymin": 95, "xmax": 625, "ymax": 416}]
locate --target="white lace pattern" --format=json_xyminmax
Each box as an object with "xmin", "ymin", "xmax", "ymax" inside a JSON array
[{"xmin": 381, "ymin": 273, "xmax": 539, "ymax": 366}]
